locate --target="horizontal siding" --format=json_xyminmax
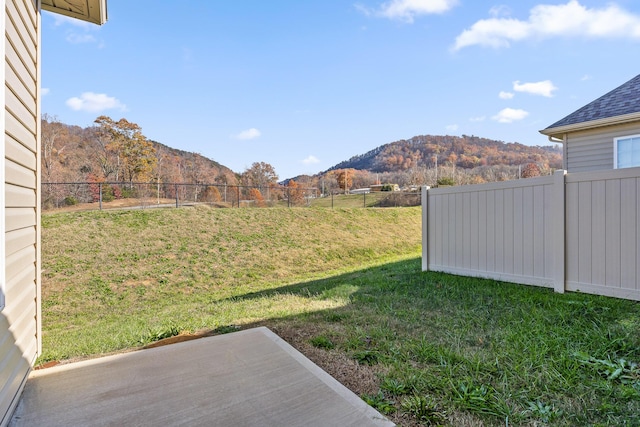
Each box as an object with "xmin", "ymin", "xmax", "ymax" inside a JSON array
[
  {"xmin": 5, "ymin": 227, "xmax": 35, "ymax": 258},
  {"xmin": 5, "ymin": 158, "xmax": 34, "ymax": 188},
  {"xmin": 5, "ymin": 62, "xmax": 34, "ymax": 112},
  {"xmin": 5, "ymin": 112, "xmax": 34, "ymax": 151},
  {"xmin": 4, "ymin": 38, "xmax": 35, "ymax": 99},
  {"xmin": 567, "ymin": 122, "xmax": 640, "ymax": 172},
  {"xmin": 5, "ymin": 134, "xmax": 35, "ymax": 170},
  {"xmin": 5, "ymin": 87, "xmax": 35, "ymax": 132},
  {"xmin": 1, "ymin": 0, "xmax": 40, "ymax": 424},
  {"xmin": 5, "ymin": 208, "xmax": 35, "ymax": 232},
  {"xmin": 6, "ymin": 183, "xmax": 35, "ymax": 207}
]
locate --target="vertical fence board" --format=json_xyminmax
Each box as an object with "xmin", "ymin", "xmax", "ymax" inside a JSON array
[
  {"xmin": 566, "ymin": 181, "xmax": 580, "ymax": 285},
  {"xmin": 513, "ymin": 187, "xmax": 523, "ymax": 276},
  {"xmin": 503, "ymin": 189, "xmax": 514, "ymax": 275},
  {"xmin": 455, "ymin": 193, "xmax": 463, "ymax": 267},
  {"xmin": 463, "ymin": 192, "xmax": 471, "ymax": 269},
  {"xmin": 591, "ymin": 180, "xmax": 607, "ymax": 285},
  {"xmin": 476, "ymin": 191, "xmax": 486, "ymax": 271},
  {"xmin": 486, "ymin": 190, "xmax": 495, "ymax": 272},
  {"xmin": 620, "ymin": 178, "xmax": 637, "ymax": 290},
  {"xmin": 578, "ymin": 181, "xmax": 593, "ymax": 285},
  {"xmin": 605, "ymin": 179, "xmax": 621, "ymax": 287},
  {"xmin": 434, "ymin": 193, "xmax": 443, "ymax": 266},
  {"xmin": 495, "ymin": 190, "xmax": 505, "ymax": 273},
  {"xmin": 532, "ymin": 185, "xmax": 545, "ymax": 278}
]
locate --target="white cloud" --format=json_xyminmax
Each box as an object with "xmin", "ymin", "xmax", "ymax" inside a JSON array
[
  {"xmin": 359, "ymin": 0, "xmax": 458, "ymax": 23},
  {"xmin": 581, "ymin": 74, "xmax": 592, "ymax": 81},
  {"xmin": 492, "ymin": 108, "xmax": 529, "ymax": 123},
  {"xmin": 499, "ymin": 91, "xmax": 514, "ymax": 99},
  {"xmin": 302, "ymin": 155, "xmax": 320, "ymax": 165},
  {"xmin": 513, "ymin": 80, "xmax": 557, "ymax": 97},
  {"xmin": 234, "ymin": 128, "xmax": 261, "ymax": 140},
  {"xmin": 446, "ymin": 124, "xmax": 459, "ymax": 131},
  {"xmin": 41, "ymin": 88, "xmax": 50, "ymax": 96},
  {"xmin": 469, "ymin": 116, "xmax": 486, "ymax": 122},
  {"xmin": 453, "ymin": 0, "xmax": 640, "ymax": 50},
  {"xmin": 66, "ymin": 92, "xmax": 127, "ymax": 113}
]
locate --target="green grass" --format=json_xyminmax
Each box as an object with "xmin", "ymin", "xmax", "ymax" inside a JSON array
[
  {"xmin": 310, "ymin": 192, "xmax": 396, "ymax": 208},
  {"xmin": 41, "ymin": 206, "xmax": 640, "ymax": 426}
]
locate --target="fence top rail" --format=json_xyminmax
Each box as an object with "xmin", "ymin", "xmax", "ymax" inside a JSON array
[
  {"xmin": 427, "ymin": 175, "xmax": 555, "ymax": 195},
  {"xmin": 42, "ymin": 181, "xmax": 317, "ymax": 191},
  {"xmin": 565, "ymin": 166, "xmax": 640, "ymax": 183}
]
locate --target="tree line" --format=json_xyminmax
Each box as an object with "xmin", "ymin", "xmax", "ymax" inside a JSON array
[{"xmin": 42, "ymin": 114, "xmax": 561, "ymax": 208}]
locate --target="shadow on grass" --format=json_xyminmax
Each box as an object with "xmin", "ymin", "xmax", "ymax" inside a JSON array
[{"xmin": 209, "ymin": 257, "xmax": 640, "ymax": 427}]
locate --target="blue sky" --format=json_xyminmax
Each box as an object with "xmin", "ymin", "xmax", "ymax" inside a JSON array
[{"xmin": 41, "ymin": 0, "xmax": 640, "ymax": 180}]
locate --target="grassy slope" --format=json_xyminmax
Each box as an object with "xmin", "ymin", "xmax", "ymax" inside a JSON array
[
  {"xmin": 41, "ymin": 206, "xmax": 640, "ymax": 426},
  {"xmin": 42, "ymin": 206, "xmax": 421, "ymax": 358}
]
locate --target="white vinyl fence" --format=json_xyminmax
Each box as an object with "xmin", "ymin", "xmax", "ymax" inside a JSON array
[{"xmin": 422, "ymin": 168, "xmax": 640, "ymax": 301}]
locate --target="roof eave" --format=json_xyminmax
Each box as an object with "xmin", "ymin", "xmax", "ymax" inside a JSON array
[
  {"xmin": 539, "ymin": 111, "xmax": 640, "ymax": 140},
  {"xmin": 41, "ymin": 0, "xmax": 108, "ymax": 26}
]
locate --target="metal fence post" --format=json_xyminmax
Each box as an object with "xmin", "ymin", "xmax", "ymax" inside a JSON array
[
  {"xmin": 363, "ymin": 192, "xmax": 366, "ymax": 208},
  {"xmin": 175, "ymin": 184, "xmax": 179, "ymax": 208},
  {"xmin": 99, "ymin": 183, "xmax": 102, "ymax": 210},
  {"xmin": 287, "ymin": 187, "xmax": 291, "ymax": 208}
]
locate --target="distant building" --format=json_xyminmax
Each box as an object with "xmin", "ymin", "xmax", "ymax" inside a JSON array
[{"xmin": 370, "ymin": 184, "xmax": 400, "ymax": 192}]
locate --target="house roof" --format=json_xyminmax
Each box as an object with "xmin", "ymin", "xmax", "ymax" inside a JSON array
[
  {"xmin": 540, "ymin": 74, "xmax": 640, "ymax": 138},
  {"xmin": 41, "ymin": 0, "xmax": 107, "ymax": 25}
]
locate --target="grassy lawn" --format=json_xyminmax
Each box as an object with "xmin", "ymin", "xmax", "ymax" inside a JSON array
[{"xmin": 41, "ymin": 206, "xmax": 640, "ymax": 426}]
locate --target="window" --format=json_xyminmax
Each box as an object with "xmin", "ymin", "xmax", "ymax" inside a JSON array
[{"xmin": 614, "ymin": 135, "xmax": 640, "ymax": 169}]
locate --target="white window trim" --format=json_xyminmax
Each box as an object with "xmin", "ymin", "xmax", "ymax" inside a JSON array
[{"xmin": 614, "ymin": 134, "xmax": 640, "ymax": 169}]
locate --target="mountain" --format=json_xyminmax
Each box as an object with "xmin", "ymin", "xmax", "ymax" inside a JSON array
[
  {"xmin": 41, "ymin": 117, "xmax": 238, "ymax": 185},
  {"xmin": 325, "ymin": 134, "xmax": 562, "ymax": 174}
]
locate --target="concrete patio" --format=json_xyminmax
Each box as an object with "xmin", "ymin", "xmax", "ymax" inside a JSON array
[{"xmin": 9, "ymin": 327, "xmax": 393, "ymax": 426}]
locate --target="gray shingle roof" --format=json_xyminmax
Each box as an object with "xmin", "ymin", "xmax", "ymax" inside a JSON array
[{"xmin": 544, "ymin": 74, "xmax": 640, "ymax": 130}]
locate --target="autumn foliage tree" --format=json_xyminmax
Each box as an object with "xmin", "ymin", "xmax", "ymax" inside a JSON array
[
  {"xmin": 521, "ymin": 163, "xmax": 541, "ymax": 178},
  {"xmin": 94, "ymin": 116, "xmax": 157, "ymax": 185},
  {"xmin": 202, "ymin": 186, "xmax": 222, "ymax": 203},
  {"xmin": 41, "ymin": 114, "xmax": 68, "ymax": 182},
  {"xmin": 335, "ymin": 169, "xmax": 354, "ymax": 193},
  {"xmin": 248, "ymin": 188, "xmax": 266, "ymax": 207},
  {"xmin": 287, "ymin": 180, "xmax": 305, "ymax": 206}
]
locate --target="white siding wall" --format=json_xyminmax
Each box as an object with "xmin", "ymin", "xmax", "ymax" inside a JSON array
[
  {"xmin": 566, "ymin": 122, "xmax": 640, "ymax": 172},
  {"xmin": 0, "ymin": 0, "xmax": 39, "ymax": 425}
]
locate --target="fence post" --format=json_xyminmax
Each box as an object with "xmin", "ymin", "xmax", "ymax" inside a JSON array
[
  {"xmin": 236, "ymin": 186, "xmax": 240, "ymax": 208},
  {"xmin": 331, "ymin": 191, "xmax": 334, "ymax": 209},
  {"xmin": 287, "ymin": 187, "xmax": 291, "ymax": 208},
  {"xmin": 99, "ymin": 183, "xmax": 103, "ymax": 210},
  {"xmin": 553, "ymin": 170, "xmax": 567, "ymax": 293},
  {"xmin": 363, "ymin": 192, "xmax": 366, "ymax": 208},
  {"xmin": 421, "ymin": 186, "xmax": 430, "ymax": 271},
  {"xmin": 175, "ymin": 184, "xmax": 179, "ymax": 208}
]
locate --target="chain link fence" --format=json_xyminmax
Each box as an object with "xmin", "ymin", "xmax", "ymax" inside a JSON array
[{"xmin": 41, "ymin": 182, "xmax": 421, "ymax": 212}]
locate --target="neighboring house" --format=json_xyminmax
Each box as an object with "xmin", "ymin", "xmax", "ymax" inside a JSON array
[
  {"xmin": 0, "ymin": 1, "xmax": 106, "ymax": 425},
  {"xmin": 540, "ymin": 74, "xmax": 640, "ymax": 172}
]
